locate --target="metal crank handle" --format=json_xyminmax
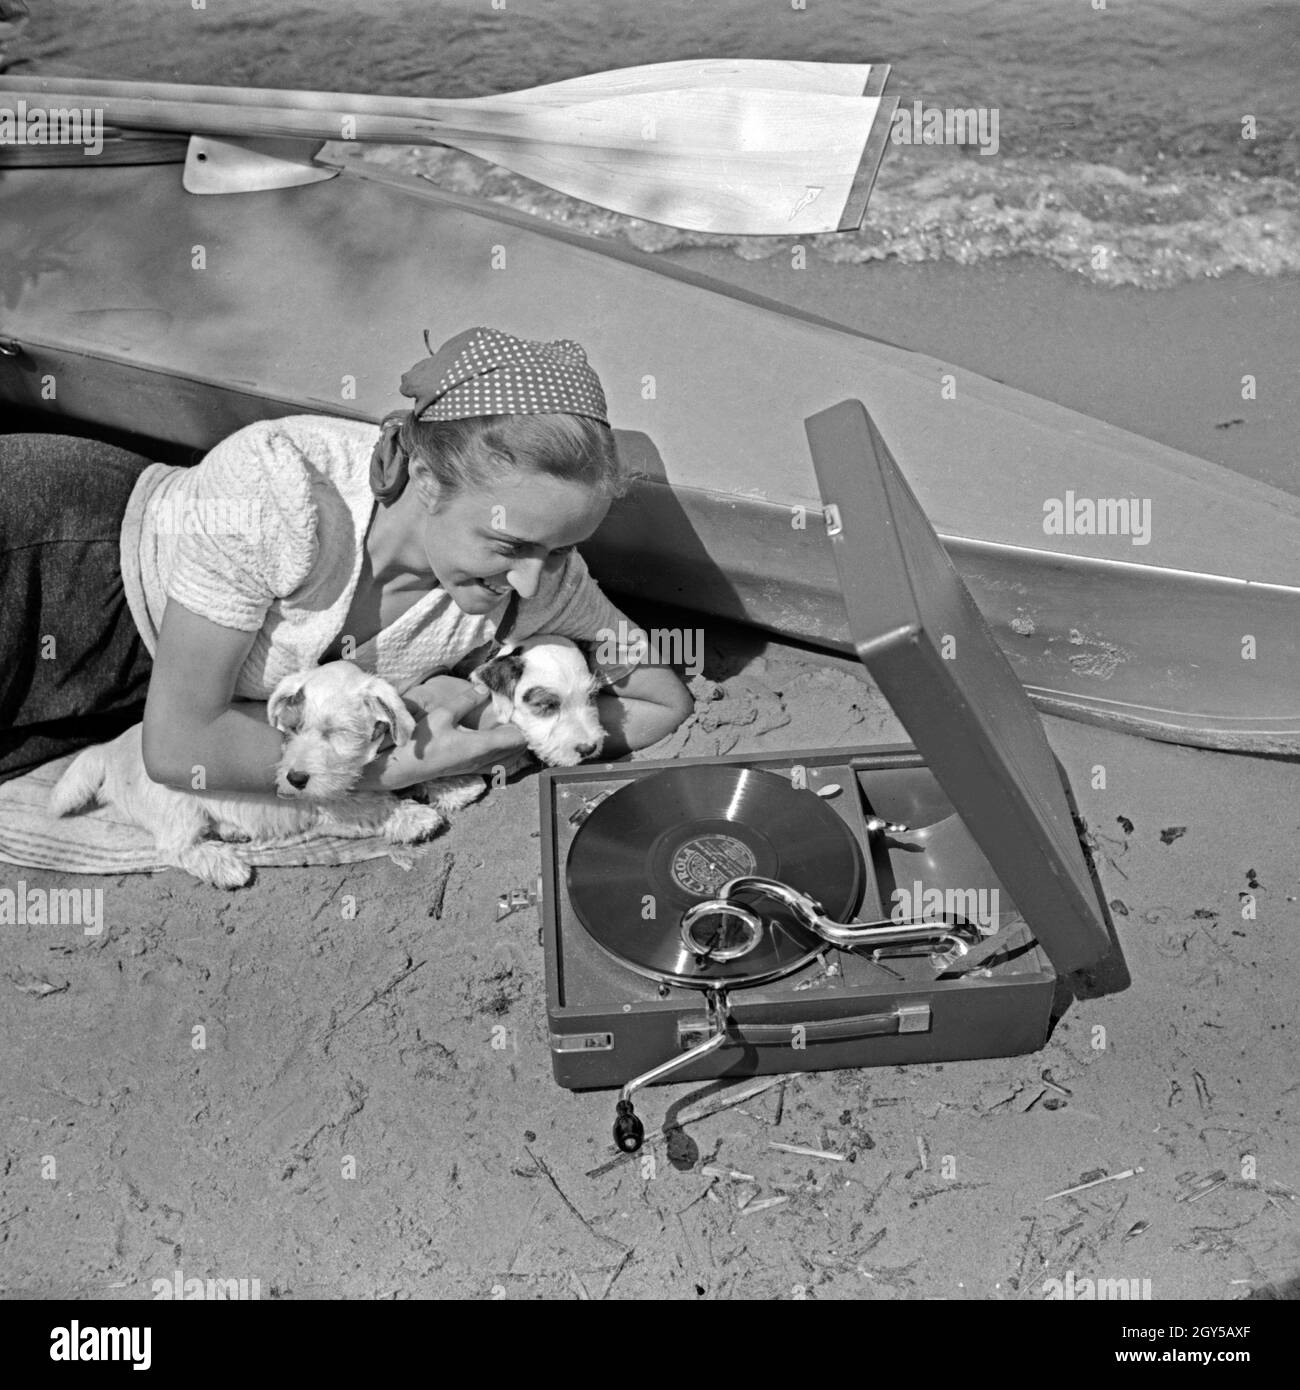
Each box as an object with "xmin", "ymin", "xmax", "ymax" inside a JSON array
[{"xmin": 613, "ymin": 991, "xmax": 731, "ymax": 1154}]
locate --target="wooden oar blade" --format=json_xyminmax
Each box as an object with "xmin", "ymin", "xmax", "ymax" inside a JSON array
[
  {"xmin": 447, "ymin": 131, "xmax": 877, "ymax": 233},
  {"xmin": 441, "ymin": 88, "xmax": 896, "ymax": 234},
  {"xmin": 499, "ymin": 58, "xmax": 878, "ymax": 103}
]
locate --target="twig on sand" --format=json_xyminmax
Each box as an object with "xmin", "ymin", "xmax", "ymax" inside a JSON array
[
  {"xmin": 1178, "ymin": 1170, "xmax": 1228, "ymax": 1204},
  {"xmin": 769, "ymin": 1142, "xmax": 845, "ymax": 1163},
  {"xmin": 426, "ymin": 853, "xmax": 455, "ymax": 921},
  {"xmin": 585, "ymin": 1152, "xmax": 634, "ymax": 1181},
  {"xmin": 310, "ymin": 870, "xmax": 352, "ymax": 921},
  {"xmin": 1012, "ymin": 1216, "xmax": 1038, "ymax": 1291},
  {"xmin": 738, "ymin": 1196, "xmax": 788, "ymax": 1216},
  {"xmin": 1043, "ymin": 1168, "xmax": 1143, "ymax": 1202},
  {"xmin": 1040, "ymin": 1069, "xmax": 1073, "ymax": 1098},
  {"xmin": 858, "ymin": 1227, "xmax": 888, "ymax": 1258},
  {"xmin": 675, "ymin": 1184, "xmax": 715, "ymax": 1216},
  {"xmin": 327, "ymin": 958, "xmax": 426, "ymax": 1039},
  {"xmin": 601, "ymin": 1248, "xmax": 633, "ymax": 1299},
  {"xmin": 525, "ymin": 1145, "xmax": 629, "ymax": 1254},
  {"xmin": 8, "ymin": 971, "xmax": 68, "ymax": 997},
  {"xmin": 679, "ymin": 1075, "xmax": 795, "ymax": 1129}
]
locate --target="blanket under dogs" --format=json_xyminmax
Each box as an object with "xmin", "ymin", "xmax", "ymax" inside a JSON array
[{"xmin": 0, "ymin": 754, "xmax": 424, "ymax": 876}]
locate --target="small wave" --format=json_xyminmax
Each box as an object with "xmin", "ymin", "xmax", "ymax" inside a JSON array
[{"xmin": 343, "ymin": 144, "xmax": 1300, "ymax": 290}]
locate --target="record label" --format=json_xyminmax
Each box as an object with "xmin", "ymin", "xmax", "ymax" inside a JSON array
[{"xmin": 669, "ymin": 834, "xmax": 758, "ymax": 897}]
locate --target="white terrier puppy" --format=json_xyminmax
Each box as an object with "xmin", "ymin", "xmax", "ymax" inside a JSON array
[
  {"xmin": 49, "ymin": 662, "xmax": 483, "ymax": 890},
  {"xmin": 471, "ymin": 635, "xmax": 604, "ymax": 767}
]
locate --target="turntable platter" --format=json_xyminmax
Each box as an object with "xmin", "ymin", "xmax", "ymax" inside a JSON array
[{"xmin": 566, "ymin": 765, "xmax": 865, "ymax": 987}]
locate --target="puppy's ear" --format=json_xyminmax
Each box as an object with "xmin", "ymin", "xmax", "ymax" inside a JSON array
[
  {"xmin": 364, "ymin": 678, "xmax": 416, "ymax": 748},
  {"xmin": 267, "ymin": 673, "xmax": 308, "ymax": 733},
  {"xmin": 471, "ymin": 650, "xmax": 525, "ymax": 697},
  {"xmin": 571, "ymin": 637, "xmax": 600, "ymax": 667},
  {"xmin": 471, "ymin": 649, "xmax": 526, "ymax": 724}
]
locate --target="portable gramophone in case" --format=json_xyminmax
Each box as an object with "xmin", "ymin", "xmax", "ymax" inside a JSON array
[{"xmin": 539, "ymin": 399, "xmax": 1126, "ymax": 1151}]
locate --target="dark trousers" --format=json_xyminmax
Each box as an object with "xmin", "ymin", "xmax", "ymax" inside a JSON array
[{"xmin": 0, "ymin": 433, "xmax": 155, "ymax": 784}]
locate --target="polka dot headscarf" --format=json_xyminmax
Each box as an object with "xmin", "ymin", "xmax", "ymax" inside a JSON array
[
  {"xmin": 402, "ymin": 325, "xmax": 608, "ymax": 424},
  {"xmin": 368, "ymin": 326, "xmax": 610, "ymax": 504}
]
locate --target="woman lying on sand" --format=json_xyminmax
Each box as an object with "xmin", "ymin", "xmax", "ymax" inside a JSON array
[{"xmin": 0, "ymin": 325, "xmax": 693, "ymax": 788}]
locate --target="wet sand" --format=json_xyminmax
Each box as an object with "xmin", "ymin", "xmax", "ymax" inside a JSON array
[{"xmin": 669, "ymin": 250, "xmax": 1300, "ymax": 500}]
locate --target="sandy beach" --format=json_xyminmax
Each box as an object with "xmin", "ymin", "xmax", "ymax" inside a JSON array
[
  {"xmin": 3, "ymin": 625, "xmax": 1298, "ymax": 1301},
  {"xmin": 2, "ymin": 0, "xmax": 1299, "ymax": 1306}
]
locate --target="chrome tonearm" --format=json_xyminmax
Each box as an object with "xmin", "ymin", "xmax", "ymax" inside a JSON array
[{"xmin": 682, "ymin": 875, "xmax": 984, "ymax": 963}]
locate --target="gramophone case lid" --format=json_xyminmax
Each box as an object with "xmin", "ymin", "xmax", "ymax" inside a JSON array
[{"xmin": 805, "ymin": 399, "xmax": 1114, "ymax": 976}]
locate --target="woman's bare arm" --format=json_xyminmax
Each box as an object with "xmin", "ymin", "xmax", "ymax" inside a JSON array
[
  {"xmin": 141, "ymin": 601, "xmax": 526, "ymax": 792},
  {"xmin": 596, "ymin": 664, "xmax": 694, "ymax": 758},
  {"xmin": 141, "ymin": 601, "xmax": 284, "ymax": 792}
]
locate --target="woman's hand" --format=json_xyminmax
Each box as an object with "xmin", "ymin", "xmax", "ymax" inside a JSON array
[
  {"xmin": 401, "ymin": 674, "xmax": 505, "ymax": 731},
  {"xmin": 359, "ymin": 684, "xmax": 526, "ymax": 789}
]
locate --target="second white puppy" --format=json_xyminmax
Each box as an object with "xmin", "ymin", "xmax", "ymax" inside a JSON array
[
  {"xmin": 471, "ymin": 635, "xmax": 604, "ymax": 767},
  {"xmin": 49, "ymin": 661, "xmax": 483, "ymax": 889}
]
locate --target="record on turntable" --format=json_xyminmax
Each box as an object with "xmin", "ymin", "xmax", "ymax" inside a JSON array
[{"xmin": 566, "ymin": 764, "xmax": 865, "ymax": 988}]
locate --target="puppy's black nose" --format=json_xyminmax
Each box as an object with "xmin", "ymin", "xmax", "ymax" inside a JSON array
[
  {"xmin": 286, "ymin": 769, "xmax": 310, "ymax": 789},
  {"xmin": 576, "ymin": 742, "xmax": 599, "ymax": 759}
]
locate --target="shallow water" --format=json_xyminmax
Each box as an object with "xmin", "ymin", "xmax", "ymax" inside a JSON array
[{"xmin": 14, "ymin": 0, "xmax": 1300, "ymax": 286}]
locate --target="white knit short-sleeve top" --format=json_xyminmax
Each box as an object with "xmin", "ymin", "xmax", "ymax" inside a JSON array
[{"xmin": 118, "ymin": 415, "xmax": 635, "ymax": 698}]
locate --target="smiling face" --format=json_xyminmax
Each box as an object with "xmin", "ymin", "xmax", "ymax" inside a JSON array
[{"xmin": 411, "ymin": 460, "xmax": 611, "ymax": 615}]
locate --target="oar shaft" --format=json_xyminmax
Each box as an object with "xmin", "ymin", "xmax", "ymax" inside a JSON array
[
  {"xmin": 0, "ymin": 91, "xmax": 507, "ymax": 146},
  {"xmin": 0, "ymin": 74, "xmax": 466, "ymax": 121},
  {"xmin": 0, "ymin": 59, "xmax": 875, "ymax": 120}
]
